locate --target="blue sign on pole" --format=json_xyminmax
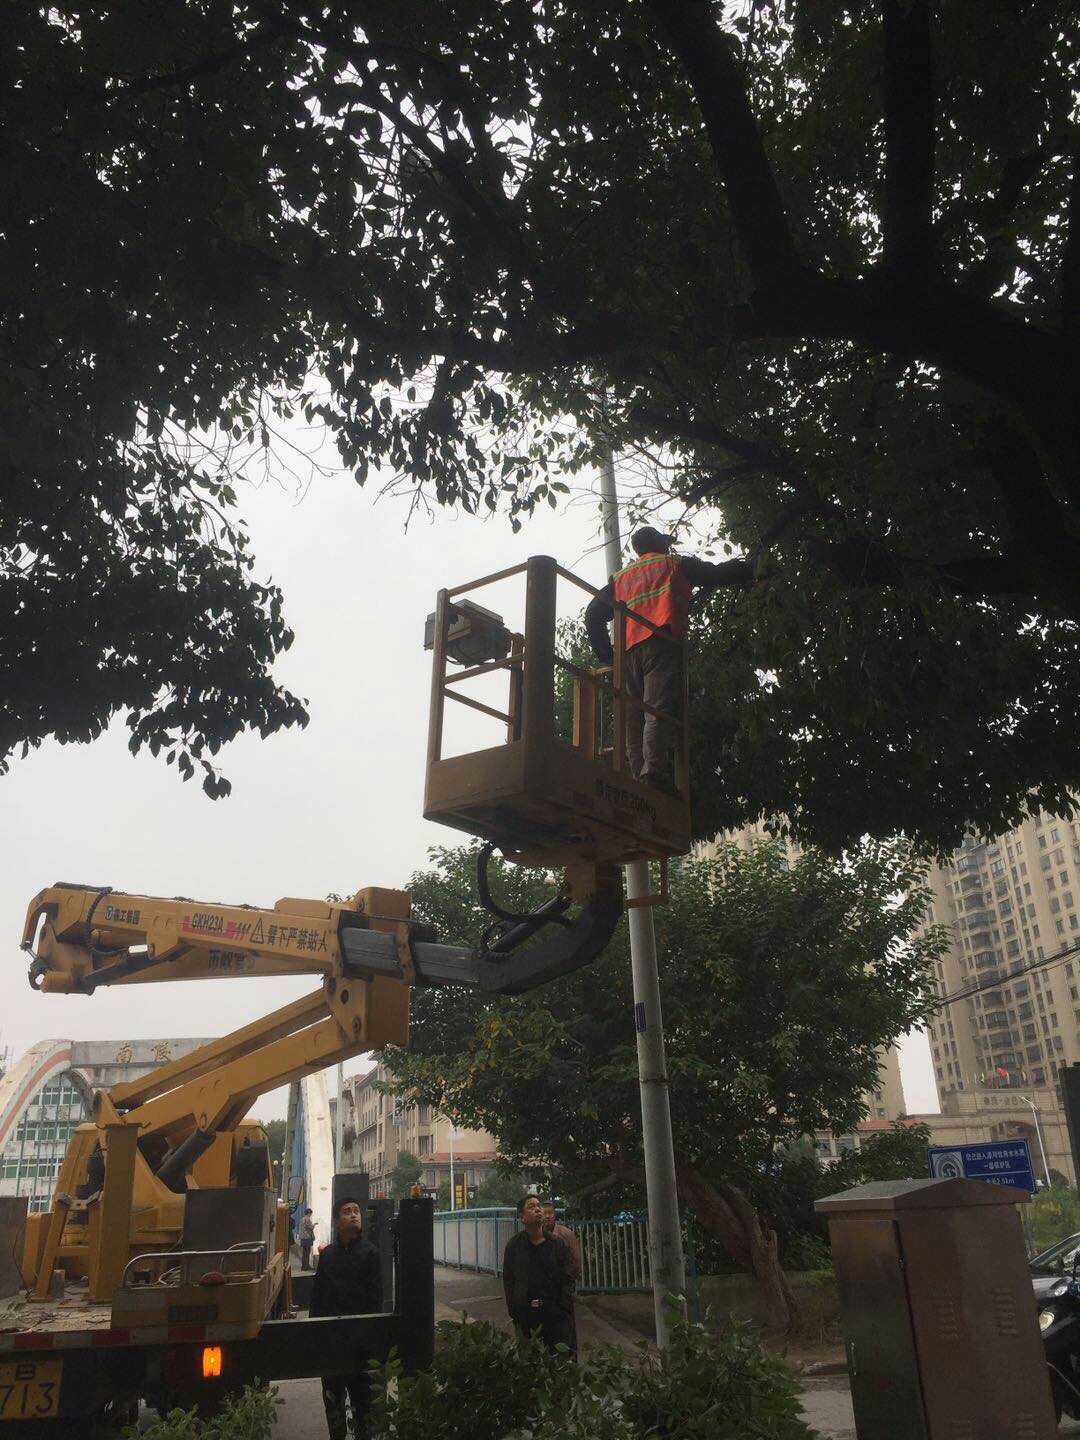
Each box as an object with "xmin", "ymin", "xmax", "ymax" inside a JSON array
[{"xmin": 927, "ymin": 1138, "xmax": 1037, "ymax": 1195}]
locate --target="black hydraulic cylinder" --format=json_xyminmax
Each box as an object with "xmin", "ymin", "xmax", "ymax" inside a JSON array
[
  {"xmin": 333, "ymin": 1169, "xmax": 370, "ymax": 1209},
  {"xmin": 369, "ymin": 1196, "xmax": 395, "ymax": 1312},
  {"xmin": 394, "ymin": 1196, "xmax": 434, "ymax": 1372},
  {"xmin": 156, "ymin": 1128, "xmax": 217, "ymax": 1191},
  {"xmin": 340, "ymin": 893, "xmax": 622, "ymax": 995}
]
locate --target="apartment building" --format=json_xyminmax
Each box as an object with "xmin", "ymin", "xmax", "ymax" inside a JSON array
[
  {"xmin": 343, "ymin": 1061, "xmax": 498, "ymax": 1197},
  {"xmin": 923, "ymin": 812, "xmax": 1080, "ymax": 1102},
  {"xmin": 911, "ymin": 810, "xmax": 1080, "ymax": 1181}
]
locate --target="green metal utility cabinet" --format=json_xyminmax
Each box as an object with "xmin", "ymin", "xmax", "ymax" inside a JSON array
[{"xmin": 816, "ymin": 1177, "xmax": 1055, "ymax": 1440}]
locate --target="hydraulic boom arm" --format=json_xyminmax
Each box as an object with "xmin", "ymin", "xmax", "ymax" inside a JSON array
[{"xmin": 21, "ymin": 865, "xmax": 622, "ymax": 1142}]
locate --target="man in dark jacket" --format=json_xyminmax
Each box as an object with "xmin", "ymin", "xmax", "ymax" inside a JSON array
[
  {"xmin": 502, "ymin": 1194, "xmax": 577, "ymax": 1356},
  {"xmin": 309, "ymin": 1196, "xmax": 383, "ymax": 1440}
]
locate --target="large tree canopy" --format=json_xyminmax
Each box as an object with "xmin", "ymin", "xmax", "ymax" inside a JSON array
[
  {"xmin": 386, "ymin": 840, "xmax": 944, "ymax": 1329},
  {"xmin": 5, "ymin": 2, "xmax": 1077, "ymax": 840}
]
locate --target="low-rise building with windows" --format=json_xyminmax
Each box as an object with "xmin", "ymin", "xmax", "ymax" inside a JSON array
[
  {"xmin": 0, "ymin": 1037, "xmax": 210, "ymax": 1212},
  {"xmin": 340, "ymin": 1061, "xmax": 498, "ymax": 1198}
]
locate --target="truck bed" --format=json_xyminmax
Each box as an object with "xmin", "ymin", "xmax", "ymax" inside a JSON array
[{"xmin": 0, "ymin": 1285, "xmax": 249, "ymax": 1353}]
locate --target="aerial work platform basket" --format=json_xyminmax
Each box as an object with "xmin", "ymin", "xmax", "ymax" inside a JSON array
[{"xmin": 424, "ymin": 555, "xmax": 691, "ymax": 869}]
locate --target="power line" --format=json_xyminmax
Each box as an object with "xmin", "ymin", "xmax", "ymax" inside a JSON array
[{"xmin": 930, "ymin": 935, "xmax": 1080, "ymax": 1014}]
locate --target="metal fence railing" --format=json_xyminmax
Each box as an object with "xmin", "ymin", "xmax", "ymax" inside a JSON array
[
  {"xmin": 575, "ymin": 1216, "xmax": 650, "ymax": 1292},
  {"xmin": 432, "ymin": 1208, "xmax": 698, "ymax": 1308},
  {"xmin": 432, "ymin": 1207, "xmax": 519, "ymax": 1273}
]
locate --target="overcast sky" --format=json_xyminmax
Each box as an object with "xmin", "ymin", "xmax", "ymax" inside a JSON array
[{"xmin": 2, "ymin": 457, "xmax": 937, "ymax": 1119}]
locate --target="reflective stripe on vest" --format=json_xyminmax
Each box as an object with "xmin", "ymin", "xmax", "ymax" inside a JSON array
[{"xmin": 612, "ymin": 552, "xmax": 693, "ymax": 650}]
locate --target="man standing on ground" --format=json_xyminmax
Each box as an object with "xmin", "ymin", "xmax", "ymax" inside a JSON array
[
  {"xmin": 299, "ymin": 1207, "xmax": 316, "ymax": 1270},
  {"xmin": 503, "ymin": 1194, "xmax": 577, "ymax": 1356},
  {"xmin": 310, "ymin": 1196, "xmax": 382, "ymax": 1440},
  {"xmin": 584, "ymin": 527, "xmax": 749, "ymax": 786},
  {"xmin": 541, "ymin": 1200, "xmax": 582, "ymax": 1281}
]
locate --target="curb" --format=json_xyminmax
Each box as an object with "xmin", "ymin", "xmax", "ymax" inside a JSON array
[{"xmin": 802, "ymin": 1361, "xmax": 849, "ymax": 1377}]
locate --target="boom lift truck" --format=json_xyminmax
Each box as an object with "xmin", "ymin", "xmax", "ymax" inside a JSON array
[{"xmin": 3, "ymin": 557, "xmax": 689, "ymax": 1433}]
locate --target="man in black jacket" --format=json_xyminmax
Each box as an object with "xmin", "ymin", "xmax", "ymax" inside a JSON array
[
  {"xmin": 310, "ymin": 1196, "xmax": 383, "ymax": 1440},
  {"xmin": 502, "ymin": 1194, "xmax": 577, "ymax": 1356}
]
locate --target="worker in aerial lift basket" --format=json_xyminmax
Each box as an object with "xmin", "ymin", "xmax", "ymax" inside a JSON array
[{"xmin": 584, "ymin": 526, "xmax": 749, "ymax": 787}]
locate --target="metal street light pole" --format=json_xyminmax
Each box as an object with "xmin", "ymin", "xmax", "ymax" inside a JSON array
[
  {"xmin": 1018, "ymin": 1093, "xmax": 1051, "ymax": 1186},
  {"xmin": 599, "ymin": 445, "xmax": 686, "ymax": 1346},
  {"xmin": 448, "ymin": 1120, "xmax": 456, "ymax": 1211}
]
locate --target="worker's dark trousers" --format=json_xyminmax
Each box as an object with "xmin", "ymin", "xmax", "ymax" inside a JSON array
[
  {"xmin": 515, "ymin": 1302, "xmax": 578, "ymax": 1358},
  {"xmin": 321, "ymin": 1371, "xmax": 370, "ymax": 1440},
  {"xmin": 301, "ymin": 1239, "xmax": 313, "ymax": 1269},
  {"xmin": 623, "ymin": 633, "xmax": 680, "ymax": 781}
]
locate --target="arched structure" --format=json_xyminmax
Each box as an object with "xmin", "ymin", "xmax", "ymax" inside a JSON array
[
  {"xmin": 0, "ymin": 1037, "xmax": 212, "ymax": 1214},
  {"xmin": 0, "ymin": 1040, "xmax": 94, "ymax": 1213}
]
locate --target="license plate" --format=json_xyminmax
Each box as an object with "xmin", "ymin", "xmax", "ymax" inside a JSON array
[{"xmin": 0, "ymin": 1359, "xmax": 63, "ymax": 1420}]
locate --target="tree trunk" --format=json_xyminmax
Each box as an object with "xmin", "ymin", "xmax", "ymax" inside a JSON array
[{"xmin": 672, "ymin": 1151, "xmax": 797, "ymax": 1334}]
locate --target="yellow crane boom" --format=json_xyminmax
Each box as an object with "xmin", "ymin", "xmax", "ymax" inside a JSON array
[{"xmin": 17, "ymin": 865, "xmax": 621, "ymax": 1311}]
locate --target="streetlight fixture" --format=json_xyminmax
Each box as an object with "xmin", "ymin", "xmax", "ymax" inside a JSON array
[{"xmin": 1017, "ymin": 1093, "xmax": 1051, "ymax": 1186}]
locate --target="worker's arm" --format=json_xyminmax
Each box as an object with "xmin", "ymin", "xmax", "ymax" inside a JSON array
[
  {"xmin": 680, "ymin": 554, "xmax": 753, "ymax": 593},
  {"xmin": 584, "ymin": 581, "xmax": 615, "ymax": 665}
]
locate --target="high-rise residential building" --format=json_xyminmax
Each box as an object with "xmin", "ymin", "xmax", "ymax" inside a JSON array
[{"xmin": 923, "ymin": 812, "xmax": 1080, "ymax": 1102}]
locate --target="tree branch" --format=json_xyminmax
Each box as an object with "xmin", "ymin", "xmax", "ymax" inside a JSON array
[
  {"xmin": 882, "ymin": 0, "xmax": 935, "ymax": 273},
  {"xmin": 628, "ymin": 405, "xmax": 833, "ymax": 529},
  {"xmin": 628, "ymin": 405, "xmax": 797, "ymax": 480},
  {"xmin": 682, "ymin": 460, "xmax": 765, "ymax": 508},
  {"xmin": 572, "ymin": 1172, "xmax": 624, "ymax": 1203},
  {"xmin": 105, "ymin": 21, "xmax": 287, "ymax": 98},
  {"xmin": 332, "ymin": 292, "xmax": 630, "ymax": 373},
  {"xmin": 1064, "ymin": 130, "xmax": 1080, "ymax": 348},
  {"xmin": 646, "ymin": 0, "xmax": 804, "ymax": 292},
  {"xmin": 808, "ymin": 532, "xmax": 1080, "ymax": 612},
  {"xmin": 263, "ymin": 4, "xmax": 533, "ymax": 278}
]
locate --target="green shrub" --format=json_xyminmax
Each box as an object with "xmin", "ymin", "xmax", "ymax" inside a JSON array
[
  {"xmin": 620, "ymin": 1318, "xmax": 814, "ymax": 1440},
  {"xmin": 780, "ymin": 1233, "xmax": 832, "ymax": 1274},
  {"xmin": 126, "ymin": 1384, "xmax": 280, "ymax": 1440},
  {"xmin": 369, "ymin": 1322, "xmax": 545, "ymax": 1440},
  {"xmin": 367, "ymin": 1314, "xmax": 816, "ymax": 1440}
]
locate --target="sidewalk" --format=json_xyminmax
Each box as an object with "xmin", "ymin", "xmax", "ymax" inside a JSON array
[
  {"xmin": 434, "ymin": 1266, "xmax": 640, "ymax": 1350},
  {"xmin": 798, "ymin": 1380, "xmax": 856, "ymax": 1439}
]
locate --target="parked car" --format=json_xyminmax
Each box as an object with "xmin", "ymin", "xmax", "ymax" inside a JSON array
[
  {"xmin": 1032, "ymin": 1233, "xmax": 1080, "ymax": 1302},
  {"xmin": 1036, "ymin": 1274, "xmax": 1080, "ymax": 1423}
]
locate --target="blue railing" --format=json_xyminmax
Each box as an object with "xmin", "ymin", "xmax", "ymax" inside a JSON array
[{"xmin": 433, "ymin": 1207, "xmax": 699, "ymax": 1312}]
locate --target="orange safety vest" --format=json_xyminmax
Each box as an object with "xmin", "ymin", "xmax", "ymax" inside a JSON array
[{"xmin": 612, "ymin": 552, "xmax": 693, "ymax": 650}]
